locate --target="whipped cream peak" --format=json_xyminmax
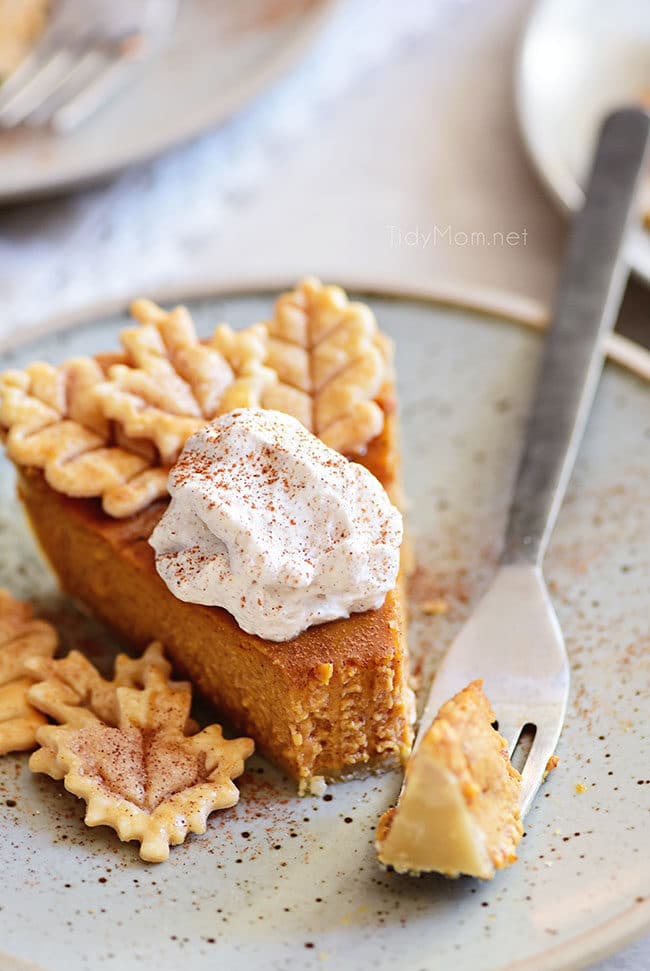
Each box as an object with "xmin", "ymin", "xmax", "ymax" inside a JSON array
[{"xmin": 150, "ymin": 409, "xmax": 402, "ymax": 642}]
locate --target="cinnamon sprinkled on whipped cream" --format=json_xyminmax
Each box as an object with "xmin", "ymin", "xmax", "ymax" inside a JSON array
[{"xmin": 149, "ymin": 409, "xmax": 402, "ymax": 642}]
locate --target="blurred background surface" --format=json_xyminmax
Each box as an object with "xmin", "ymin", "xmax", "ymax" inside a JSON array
[
  {"xmin": 1, "ymin": 0, "xmax": 648, "ymax": 347},
  {"xmin": 0, "ymin": 0, "xmax": 573, "ymax": 336}
]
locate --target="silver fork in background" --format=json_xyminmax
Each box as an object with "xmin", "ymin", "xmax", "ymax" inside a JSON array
[
  {"xmin": 0, "ymin": 0, "xmax": 177, "ymax": 133},
  {"xmin": 416, "ymin": 107, "xmax": 650, "ymax": 818}
]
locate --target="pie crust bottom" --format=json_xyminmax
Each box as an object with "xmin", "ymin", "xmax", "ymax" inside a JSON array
[{"xmin": 16, "ymin": 467, "xmax": 414, "ymax": 784}]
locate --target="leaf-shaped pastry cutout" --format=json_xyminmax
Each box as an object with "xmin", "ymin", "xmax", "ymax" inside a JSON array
[
  {"xmin": 0, "ymin": 589, "xmax": 58, "ymax": 755},
  {"xmin": 26, "ymin": 641, "xmax": 184, "ymax": 730},
  {"xmin": 1, "ymin": 281, "xmax": 392, "ymax": 517},
  {"xmin": 92, "ymin": 307, "xmax": 237, "ymax": 464},
  {"xmin": 29, "ymin": 668, "xmax": 254, "ymax": 862},
  {"xmin": 261, "ymin": 277, "xmax": 389, "ymax": 454},
  {"xmin": 92, "ymin": 306, "xmax": 275, "ymax": 465},
  {"xmin": 90, "ymin": 283, "xmax": 390, "ymax": 466},
  {"xmin": 0, "ymin": 363, "xmax": 156, "ymax": 514}
]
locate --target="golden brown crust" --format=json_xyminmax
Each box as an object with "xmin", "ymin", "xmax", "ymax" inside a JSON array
[
  {"xmin": 377, "ymin": 680, "xmax": 522, "ymax": 877},
  {"xmin": 425, "ymin": 680, "xmax": 522, "ymax": 871},
  {"xmin": 29, "ymin": 664, "xmax": 254, "ymax": 862}
]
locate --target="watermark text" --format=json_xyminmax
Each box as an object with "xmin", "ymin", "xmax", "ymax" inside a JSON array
[{"xmin": 387, "ymin": 224, "xmax": 528, "ymax": 248}]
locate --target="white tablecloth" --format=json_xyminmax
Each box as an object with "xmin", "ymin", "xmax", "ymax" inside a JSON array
[{"xmin": 0, "ymin": 0, "xmax": 647, "ymax": 965}]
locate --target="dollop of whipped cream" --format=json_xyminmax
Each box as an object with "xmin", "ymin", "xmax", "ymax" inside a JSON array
[{"xmin": 150, "ymin": 409, "xmax": 403, "ymax": 642}]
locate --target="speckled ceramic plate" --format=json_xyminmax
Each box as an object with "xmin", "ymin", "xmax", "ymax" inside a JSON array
[
  {"xmin": 0, "ymin": 288, "xmax": 649, "ymax": 971},
  {"xmin": 0, "ymin": 0, "xmax": 335, "ymax": 203}
]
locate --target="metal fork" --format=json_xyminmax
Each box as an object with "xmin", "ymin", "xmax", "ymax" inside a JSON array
[
  {"xmin": 0, "ymin": 0, "xmax": 177, "ymax": 133},
  {"xmin": 415, "ymin": 107, "xmax": 650, "ymax": 818}
]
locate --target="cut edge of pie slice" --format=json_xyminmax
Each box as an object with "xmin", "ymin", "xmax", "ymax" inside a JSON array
[
  {"xmin": 2, "ymin": 280, "xmax": 415, "ymax": 786},
  {"xmin": 375, "ymin": 680, "xmax": 523, "ymax": 879}
]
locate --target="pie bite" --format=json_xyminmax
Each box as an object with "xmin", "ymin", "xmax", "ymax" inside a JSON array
[
  {"xmin": 0, "ymin": 279, "xmax": 414, "ymax": 787},
  {"xmin": 375, "ymin": 680, "xmax": 522, "ymax": 879}
]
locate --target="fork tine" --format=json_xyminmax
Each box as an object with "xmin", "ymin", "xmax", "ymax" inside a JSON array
[
  {"xmin": 24, "ymin": 49, "xmax": 107, "ymax": 127},
  {"xmin": 492, "ymin": 702, "xmax": 527, "ymax": 757},
  {"xmin": 519, "ymin": 721, "xmax": 564, "ymax": 817},
  {"xmin": 0, "ymin": 49, "xmax": 77, "ymax": 127},
  {"xmin": 495, "ymin": 703, "xmax": 564, "ymax": 815},
  {"xmin": 51, "ymin": 52, "xmax": 137, "ymax": 134},
  {"xmin": 496, "ymin": 720, "xmax": 526, "ymax": 757},
  {"xmin": 0, "ymin": 37, "xmax": 56, "ymax": 103}
]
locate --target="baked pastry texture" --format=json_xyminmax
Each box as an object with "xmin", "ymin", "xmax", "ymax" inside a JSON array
[
  {"xmin": 376, "ymin": 680, "xmax": 522, "ymax": 879},
  {"xmin": 27, "ymin": 642, "xmax": 253, "ymax": 861}
]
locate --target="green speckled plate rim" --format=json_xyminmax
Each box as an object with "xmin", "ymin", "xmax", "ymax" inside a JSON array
[{"xmin": 0, "ymin": 277, "xmax": 648, "ymax": 971}]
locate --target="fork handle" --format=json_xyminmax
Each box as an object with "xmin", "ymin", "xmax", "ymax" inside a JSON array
[{"xmin": 501, "ymin": 108, "xmax": 650, "ymax": 567}]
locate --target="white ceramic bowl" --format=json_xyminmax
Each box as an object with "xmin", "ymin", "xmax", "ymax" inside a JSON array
[{"xmin": 516, "ymin": 0, "xmax": 650, "ymax": 284}]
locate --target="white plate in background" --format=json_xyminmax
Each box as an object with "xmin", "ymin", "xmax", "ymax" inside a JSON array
[
  {"xmin": 516, "ymin": 0, "xmax": 650, "ymax": 284},
  {"xmin": 0, "ymin": 0, "xmax": 335, "ymax": 203}
]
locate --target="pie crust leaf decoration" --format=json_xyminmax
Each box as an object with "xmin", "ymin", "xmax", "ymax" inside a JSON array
[
  {"xmin": 29, "ymin": 666, "xmax": 254, "ymax": 862},
  {"xmin": 92, "ymin": 304, "xmax": 269, "ymax": 466},
  {"xmin": 263, "ymin": 278, "xmax": 392, "ymax": 455},
  {"xmin": 0, "ymin": 589, "xmax": 58, "ymax": 755},
  {"xmin": 25, "ymin": 640, "xmax": 192, "ymax": 730},
  {"xmin": 99, "ymin": 279, "xmax": 392, "ymax": 462},
  {"xmin": 0, "ymin": 360, "xmax": 155, "ymax": 514},
  {"xmin": 0, "ymin": 279, "xmax": 391, "ymax": 518}
]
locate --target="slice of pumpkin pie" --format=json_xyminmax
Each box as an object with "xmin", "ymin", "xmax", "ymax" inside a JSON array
[
  {"xmin": 376, "ymin": 680, "xmax": 522, "ymax": 878},
  {"xmin": 1, "ymin": 280, "xmax": 414, "ymax": 786}
]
